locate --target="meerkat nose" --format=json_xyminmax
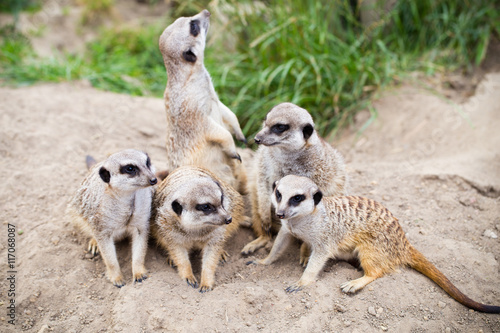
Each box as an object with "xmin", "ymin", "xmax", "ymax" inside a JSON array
[
  {"xmin": 276, "ymin": 213, "xmax": 285, "ymax": 219},
  {"xmin": 149, "ymin": 178, "xmax": 158, "ymax": 185},
  {"xmin": 202, "ymin": 9, "xmax": 210, "ymax": 17},
  {"xmin": 225, "ymin": 216, "xmax": 232, "ymax": 224},
  {"xmin": 254, "ymin": 137, "xmax": 261, "ymax": 145}
]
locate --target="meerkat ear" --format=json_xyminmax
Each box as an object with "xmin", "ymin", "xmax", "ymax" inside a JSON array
[
  {"xmin": 172, "ymin": 200, "xmax": 183, "ymax": 216},
  {"xmin": 272, "ymin": 181, "xmax": 278, "ymax": 191},
  {"xmin": 313, "ymin": 191, "xmax": 323, "ymax": 205},
  {"xmin": 302, "ymin": 124, "xmax": 314, "ymax": 140},
  {"xmin": 99, "ymin": 167, "xmax": 111, "ymax": 183},
  {"xmin": 182, "ymin": 49, "xmax": 197, "ymax": 63}
]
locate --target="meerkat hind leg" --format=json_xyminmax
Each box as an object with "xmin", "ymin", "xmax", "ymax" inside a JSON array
[
  {"xmin": 299, "ymin": 243, "xmax": 311, "ymax": 267},
  {"xmin": 340, "ymin": 275, "xmax": 378, "ymax": 293},
  {"xmin": 241, "ymin": 234, "xmax": 272, "ymax": 255},
  {"xmin": 340, "ymin": 256, "xmax": 383, "ymax": 293}
]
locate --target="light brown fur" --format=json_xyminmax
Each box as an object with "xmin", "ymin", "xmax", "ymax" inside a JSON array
[
  {"xmin": 151, "ymin": 166, "xmax": 242, "ymax": 292},
  {"xmin": 242, "ymin": 103, "xmax": 347, "ymax": 257},
  {"xmin": 67, "ymin": 149, "xmax": 157, "ymax": 287},
  {"xmin": 251, "ymin": 175, "xmax": 500, "ymax": 313},
  {"xmin": 159, "ymin": 10, "xmax": 246, "ymax": 191}
]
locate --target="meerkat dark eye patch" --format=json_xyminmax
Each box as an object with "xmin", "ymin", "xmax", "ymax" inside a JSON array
[
  {"xmin": 120, "ymin": 164, "xmax": 138, "ymax": 176},
  {"xmin": 190, "ymin": 19, "xmax": 200, "ymax": 37},
  {"xmin": 271, "ymin": 123, "xmax": 290, "ymax": 134},
  {"xmin": 302, "ymin": 124, "xmax": 314, "ymax": 140},
  {"xmin": 313, "ymin": 191, "xmax": 323, "ymax": 205},
  {"xmin": 182, "ymin": 49, "xmax": 197, "ymax": 63},
  {"xmin": 275, "ymin": 190, "xmax": 282, "ymax": 203},
  {"xmin": 146, "ymin": 155, "xmax": 151, "ymax": 169},
  {"xmin": 99, "ymin": 167, "xmax": 111, "ymax": 183},
  {"xmin": 289, "ymin": 194, "xmax": 305, "ymax": 206},
  {"xmin": 195, "ymin": 203, "xmax": 216, "ymax": 214},
  {"xmin": 172, "ymin": 200, "xmax": 183, "ymax": 216}
]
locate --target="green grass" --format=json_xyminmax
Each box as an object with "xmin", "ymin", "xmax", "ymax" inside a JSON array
[{"xmin": 1, "ymin": 0, "xmax": 499, "ymax": 137}]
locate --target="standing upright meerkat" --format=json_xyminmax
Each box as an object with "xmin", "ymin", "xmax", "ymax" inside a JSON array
[
  {"xmin": 249, "ymin": 175, "xmax": 500, "ymax": 313},
  {"xmin": 151, "ymin": 166, "xmax": 243, "ymax": 292},
  {"xmin": 241, "ymin": 102, "xmax": 347, "ymax": 257},
  {"xmin": 67, "ymin": 149, "xmax": 158, "ymax": 287},
  {"xmin": 159, "ymin": 9, "xmax": 247, "ymax": 190}
]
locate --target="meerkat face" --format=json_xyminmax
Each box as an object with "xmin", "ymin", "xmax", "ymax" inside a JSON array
[
  {"xmin": 98, "ymin": 149, "xmax": 157, "ymax": 192},
  {"xmin": 271, "ymin": 175, "xmax": 323, "ymax": 220},
  {"xmin": 159, "ymin": 9, "xmax": 211, "ymax": 66},
  {"xmin": 169, "ymin": 178, "xmax": 233, "ymax": 231},
  {"xmin": 254, "ymin": 103, "xmax": 316, "ymax": 150}
]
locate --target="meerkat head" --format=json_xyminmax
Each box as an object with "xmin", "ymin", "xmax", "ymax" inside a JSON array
[
  {"xmin": 159, "ymin": 9, "xmax": 211, "ymax": 67},
  {"xmin": 98, "ymin": 149, "xmax": 157, "ymax": 192},
  {"xmin": 169, "ymin": 177, "xmax": 233, "ymax": 231},
  {"xmin": 254, "ymin": 103, "xmax": 317, "ymax": 150},
  {"xmin": 271, "ymin": 175, "xmax": 323, "ymax": 220}
]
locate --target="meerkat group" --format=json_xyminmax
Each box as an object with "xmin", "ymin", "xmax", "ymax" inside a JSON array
[{"xmin": 68, "ymin": 9, "xmax": 500, "ymax": 313}]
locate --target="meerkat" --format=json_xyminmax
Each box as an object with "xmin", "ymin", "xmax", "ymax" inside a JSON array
[
  {"xmin": 151, "ymin": 166, "xmax": 243, "ymax": 292},
  {"xmin": 241, "ymin": 102, "xmax": 347, "ymax": 259},
  {"xmin": 249, "ymin": 175, "xmax": 500, "ymax": 313},
  {"xmin": 159, "ymin": 9, "xmax": 247, "ymax": 190},
  {"xmin": 67, "ymin": 149, "xmax": 158, "ymax": 287}
]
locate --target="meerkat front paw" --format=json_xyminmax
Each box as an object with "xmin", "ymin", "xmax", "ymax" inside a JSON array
[
  {"xmin": 220, "ymin": 251, "xmax": 229, "ymax": 264},
  {"xmin": 133, "ymin": 268, "xmax": 148, "ymax": 283},
  {"xmin": 285, "ymin": 282, "xmax": 304, "ymax": 293},
  {"xmin": 166, "ymin": 257, "xmax": 176, "ymax": 267},
  {"xmin": 199, "ymin": 284, "xmax": 213, "ymax": 293},
  {"xmin": 231, "ymin": 152, "xmax": 242, "ymax": 162},
  {"xmin": 185, "ymin": 275, "xmax": 199, "ymax": 289},
  {"xmin": 87, "ymin": 238, "xmax": 99, "ymax": 257},
  {"xmin": 236, "ymin": 133, "xmax": 247, "ymax": 144},
  {"xmin": 109, "ymin": 274, "xmax": 125, "ymax": 288}
]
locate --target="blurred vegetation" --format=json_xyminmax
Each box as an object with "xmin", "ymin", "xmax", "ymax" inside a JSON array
[{"xmin": 0, "ymin": 0, "xmax": 499, "ymax": 137}]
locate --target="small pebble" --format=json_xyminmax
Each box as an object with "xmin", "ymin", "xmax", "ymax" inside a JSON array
[
  {"xmin": 368, "ymin": 306, "xmax": 376, "ymax": 316},
  {"xmin": 445, "ymin": 328, "xmax": 451, "ymax": 333},
  {"xmin": 483, "ymin": 229, "xmax": 498, "ymax": 239},
  {"xmin": 334, "ymin": 304, "xmax": 347, "ymax": 313},
  {"xmin": 438, "ymin": 301, "xmax": 446, "ymax": 308},
  {"xmin": 377, "ymin": 307, "xmax": 384, "ymax": 314}
]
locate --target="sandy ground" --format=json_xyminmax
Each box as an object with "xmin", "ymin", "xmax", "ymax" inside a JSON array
[{"xmin": 0, "ymin": 69, "xmax": 499, "ymax": 332}]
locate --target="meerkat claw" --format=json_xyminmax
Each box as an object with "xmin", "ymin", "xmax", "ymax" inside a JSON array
[
  {"xmin": 232, "ymin": 153, "xmax": 242, "ymax": 162},
  {"xmin": 186, "ymin": 278, "xmax": 199, "ymax": 289},
  {"xmin": 220, "ymin": 251, "xmax": 229, "ymax": 264},
  {"xmin": 134, "ymin": 275, "xmax": 148, "ymax": 284},
  {"xmin": 112, "ymin": 279, "xmax": 125, "ymax": 288},
  {"xmin": 285, "ymin": 284, "xmax": 303, "ymax": 293},
  {"xmin": 199, "ymin": 285, "xmax": 213, "ymax": 293},
  {"xmin": 87, "ymin": 239, "xmax": 99, "ymax": 256}
]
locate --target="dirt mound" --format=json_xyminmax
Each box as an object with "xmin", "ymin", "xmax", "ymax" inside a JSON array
[{"xmin": 0, "ymin": 74, "xmax": 499, "ymax": 332}]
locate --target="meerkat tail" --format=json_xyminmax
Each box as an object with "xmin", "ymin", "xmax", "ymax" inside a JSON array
[
  {"xmin": 409, "ymin": 247, "xmax": 500, "ymax": 313},
  {"xmin": 86, "ymin": 155, "xmax": 97, "ymax": 170}
]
